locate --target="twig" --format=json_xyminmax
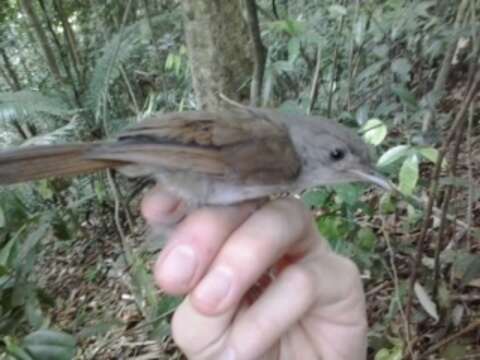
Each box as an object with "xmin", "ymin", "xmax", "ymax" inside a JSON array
[
  {"xmin": 219, "ymin": 92, "xmax": 247, "ymax": 108},
  {"xmin": 388, "ymin": 187, "xmax": 469, "ymax": 230},
  {"xmin": 405, "ymin": 70, "xmax": 480, "ymax": 325},
  {"xmin": 346, "ymin": 0, "xmax": 360, "ymax": 111},
  {"xmin": 307, "ymin": 44, "xmax": 323, "ymax": 115},
  {"xmin": 100, "ymin": 0, "xmax": 133, "ymax": 130},
  {"xmin": 271, "ymin": 0, "xmax": 279, "ymax": 19},
  {"xmin": 327, "ymin": 16, "xmax": 345, "ymax": 117},
  {"xmin": 120, "ymin": 65, "xmax": 140, "ymax": 114},
  {"xmin": 245, "ymin": 0, "xmax": 267, "ymax": 106},
  {"xmin": 107, "ymin": 170, "xmax": 127, "ymax": 248},
  {"xmin": 141, "ymin": 0, "xmax": 163, "ymax": 65},
  {"xmin": 382, "ymin": 222, "xmax": 414, "ymax": 359},
  {"xmin": 433, "ymin": 92, "xmax": 467, "ymax": 297},
  {"xmin": 466, "ymin": 104, "xmax": 474, "ymax": 248},
  {"xmin": 421, "ymin": 319, "xmax": 480, "ymax": 356},
  {"xmin": 422, "ymin": 0, "xmax": 469, "ymax": 133},
  {"xmin": 365, "ymin": 281, "xmax": 388, "ymax": 297}
]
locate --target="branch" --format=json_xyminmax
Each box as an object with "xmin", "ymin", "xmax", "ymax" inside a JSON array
[
  {"xmin": 405, "ymin": 69, "xmax": 480, "ymax": 326},
  {"xmin": 422, "ymin": 0, "xmax": 469, "ymax": 133},
  {"xmin": 421, "ymin": 319, "xmax": 480, "ymax": 357},
  {"xmin": 245, "ymin": 0, "xmax": 267, "ymax": 106},
  {"xmin": 307, "ymin": 44, "xmax": 323, "ymax": 114}
]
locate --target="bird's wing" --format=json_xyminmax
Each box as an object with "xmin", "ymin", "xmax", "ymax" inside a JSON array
[{"xmin": 87, "ymin": 108, "xmax": 301, "ymax": 185}]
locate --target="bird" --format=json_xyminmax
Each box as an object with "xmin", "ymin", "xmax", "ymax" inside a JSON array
[{"xmin": 0, "ymin": 107, "xmax": 390, "ymax": 206}]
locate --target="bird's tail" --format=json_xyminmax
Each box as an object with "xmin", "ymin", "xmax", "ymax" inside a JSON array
[{"xmin": 0, "ymin": 143, "xmax": 119, "ymax": 185}]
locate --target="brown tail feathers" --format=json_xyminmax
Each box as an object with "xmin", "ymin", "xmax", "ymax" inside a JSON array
[{"xmin": 0, "ymin": 143, "xmax": 120, "ymax": 185}]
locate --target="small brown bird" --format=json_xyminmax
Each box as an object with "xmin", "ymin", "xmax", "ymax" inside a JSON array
[{"xmin": 0, "ymin": 107, "xmax": 390, "ymax": 205}]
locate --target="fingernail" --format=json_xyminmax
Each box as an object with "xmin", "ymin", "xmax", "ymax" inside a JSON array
[
  {"xmin": 160, "ymin": 245, "xmax": 196, "ymax": 286},
  {"xmin": 219, "ymin": 348, "xmax": 236, "ymax": 360},
  {"xmin": 194, "ymin": 266, "xmax": 233, "ymax": 309}
]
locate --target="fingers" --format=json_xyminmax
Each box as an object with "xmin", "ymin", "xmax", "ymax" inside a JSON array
[
  {"xmin": 172, "ymin": 264, "xmax": 318, "ymax": 360},
  {"xmin": 173, "ymin": 237, "xmax": 366, "ymax": 360},
  {"xmin": 189, "ymin": 198, "xmax": 313, "ymax": 315},
  {"xmin": 141, "ymin": 186, "xmax": 187, "ymax": 225},
  {"xmin": 224, "ymin": 264, "xmax": 317, "ymax": 360},
  {"xmin": 153, "ymin": 202, "xmax": 258, "ymax": 295},
  {"xmin": 300, "ymin": 253, "xmax": 368, "ymax": 360},
  {"xmin": 142, "ymin": 188, "xmax": 367, "ymax": 359}
]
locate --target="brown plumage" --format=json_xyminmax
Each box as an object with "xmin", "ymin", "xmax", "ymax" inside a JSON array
[{"xmin": 0, "ymin": 107, "xmax": 388, "ymax": 205}]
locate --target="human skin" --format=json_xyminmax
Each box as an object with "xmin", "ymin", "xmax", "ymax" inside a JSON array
[{"xmin": 141, "ymin": 187, "xmax": 368, "ymax": 360}]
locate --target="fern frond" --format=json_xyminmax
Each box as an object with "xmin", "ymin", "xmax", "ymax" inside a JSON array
[
  {"xmin": 87, "ymin": 21, "xmax": 146, "ymax": 117},
  {"xmin": 86, "ymin": 14, "xmax": 170, "ymax": 120},
  {"xmin": 22, "ymin": 116, "xmax": 84, "ymax": 146},
  {"xmin": 0, "ymin": 91, "xmax": 71, "ymax": 122}
]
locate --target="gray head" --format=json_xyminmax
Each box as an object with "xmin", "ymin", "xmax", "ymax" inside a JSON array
[{"xmin": 276, "ymin": 111, "xmax": 391, "ymax": 189}]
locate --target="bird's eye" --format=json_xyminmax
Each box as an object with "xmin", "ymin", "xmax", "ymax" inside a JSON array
[{"xmin": 330, "ymin": 148, "xmax": 345, "ymax": 161}]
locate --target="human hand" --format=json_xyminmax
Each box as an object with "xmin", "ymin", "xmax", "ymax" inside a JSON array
[{"xmin": 142, "ymin": 187, "xmax": 368, "ymax": 360}]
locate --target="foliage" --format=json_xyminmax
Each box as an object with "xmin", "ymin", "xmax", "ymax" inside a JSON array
[
  {"xmin": 0, "ymin": 91, "xmax": 70, "ymax": 122},
  {"xmin": 0, "ymin": 0, "xmax": 478, "ymax": 358}
]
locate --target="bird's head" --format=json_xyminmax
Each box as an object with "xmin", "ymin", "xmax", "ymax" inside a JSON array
[{"xmin": 283, "ymin": 113, "xmax": 392, "ymax": 190}]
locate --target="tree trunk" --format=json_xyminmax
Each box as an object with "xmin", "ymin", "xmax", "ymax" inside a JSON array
[
  {"xmin": 20, "ymin": 0, "xmax": 63, "ymax": 83},
  {"xmin": 0, "ymin": 66, "xmax": 15, "ymax": 90},
  {"xmin": 244, "ymin": 0, "xmax": 267, "ymax": 106},
  {"xmin": 182, "ymin": 0, "xmax": 253, "ymax": 110},
  {"xmin": 37, "ymin": 0, "xmax": 80, "ymax": 104},
  {"xmin": 0, "ymin": 49, "xmax": 21, "ymax": 90},
  {"xmin": 53, "ymin": 0, "xmax": 82, "ymax": 83},
  {"xmin": 141, "ymin": 0, "xmax": 162, "ymax": 62}
]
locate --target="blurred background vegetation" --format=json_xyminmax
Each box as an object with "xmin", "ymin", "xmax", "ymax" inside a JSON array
[{"xmin": 0, "ymin": 0, "xmax": 479, "ymax": 359}]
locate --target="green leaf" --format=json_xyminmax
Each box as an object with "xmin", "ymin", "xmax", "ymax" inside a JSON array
[
  {"xmin": 334, "ymin": 184, "xmax": 363, "ymax": 206},
  {"xmin": 288, "ymin": 38, "xmax": 301, "ymax": 62},
  {"xmin": 0, "ymin": 236, "xmax": 18, "ymax": 268},
  {"xmin": 362, "ymin": 118, "xmax": 387, "ymax": 146},
  {"xmin": 354, "ymin": 14, "xmax": 367, "ymax": 46},
  {"xmin": 414, "ymin": 281, "xmax": 439, "ymax": 322},
  {"xmin": 269, "ymin": 20, "xmax": 305, "ymax": 36},
  {"xmin": 25, "ymin": 293, "xmax": 44, "ymax": 330},
  {"xmin": 94, "ymin": 179, "xmax": 107, "ymax": 202},
  {"xmin": 373, "ymin": 44, "xmax": 389, "ymax": 58},
  {"xmin": 392, "ymin": 85, "xmax": 418, "ymax": 109},
  {"xmin": 375, "ymin": 345, "xmax": 403, "ymax": 360},
  {"xmin": 418, "ymin": 147, "xmax": 439, "ymax": 163},
  {"xmin": 355, "ymin": 104, "xmax": 369, "ymax": 126},
  {"xmin": 358, "ymin": 60, "xmax": 387, "ymax": 81},
  {"xmin": 23, "ymin": 329, "xmax": 76, "ymax": 360},
  {"xmin": 4, "ymin": 336, "xmax": 34, "ymax": 360},
  {"xmin": 377, "ymin": 145, "xmax": 411, "ymax": 167},
  {"xmin": 0, "ymin": 91, "xmax": 70, "ymax": 122},
  {"xmin": 316, "ymin": 216, "xmax": 351, "ymax": 244},
  {"xmin": 77, "ymin": 321, "xmax": 120, "ymax": 339},
  {"xmin": 357, "ymin": 228, "xmax": 376, "ymax": 251},
  {"xmin": 462, "ymin": 256, "xmax": 480, "ymax": 286},
  {"xmin": 391, "ymin": 58, "xmax": 412, "ymax": 81},
  {"xmin": 379, "ymin": 192, "xmax": 396, "ymax": 214},
  {"xmin": 329, "ymin": 4, "xmax": 347, "ymax": 17},
  {"xmin": 0, "ymin": 205, "xmax": 5, "ymax": 228},
  {"xmin": 399, "ymin": 154, "xmax": 419, "ymax": 195},
  {"xmin": 442, "ymin": 343, "xmax": 468, "ymax": 360},
  {"xmin": 37, "ymin": 181, "xmax": 54, "ymax": 200},
  {"xmin": 418, "ymin": 147, "xmax": 447, "ymax": 169},
  {"xmin": 165, "ymin": 53, "xmax": 175, "ymax": 70},
  {"xmin": 302, "ymin": 190, "xmax": 330, "ymax": 208}
]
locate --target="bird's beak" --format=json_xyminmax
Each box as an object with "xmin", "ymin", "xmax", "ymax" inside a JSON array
[{"xmin": 349, "ymin": 168, "xmax": 393, "ymax": 191}]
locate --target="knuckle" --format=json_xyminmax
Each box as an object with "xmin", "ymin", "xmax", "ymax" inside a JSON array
[
  {"xmin": 224, "ymin": 239, "xmax": 263, "ymax": 267},
  {"xmin": 285, "ymin": 265, "xmax": 316, "ymax": 299},
  {"xmin": 269, "ymin": 198, "xmax": 312, "ymax": 234},
  {"xmin": 171, "ymin": 307, "xmax": 191, "ymax": 352},
  {"xmin": 333, "ymin": 255, "xmax": 364, "ymax": 299}
]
